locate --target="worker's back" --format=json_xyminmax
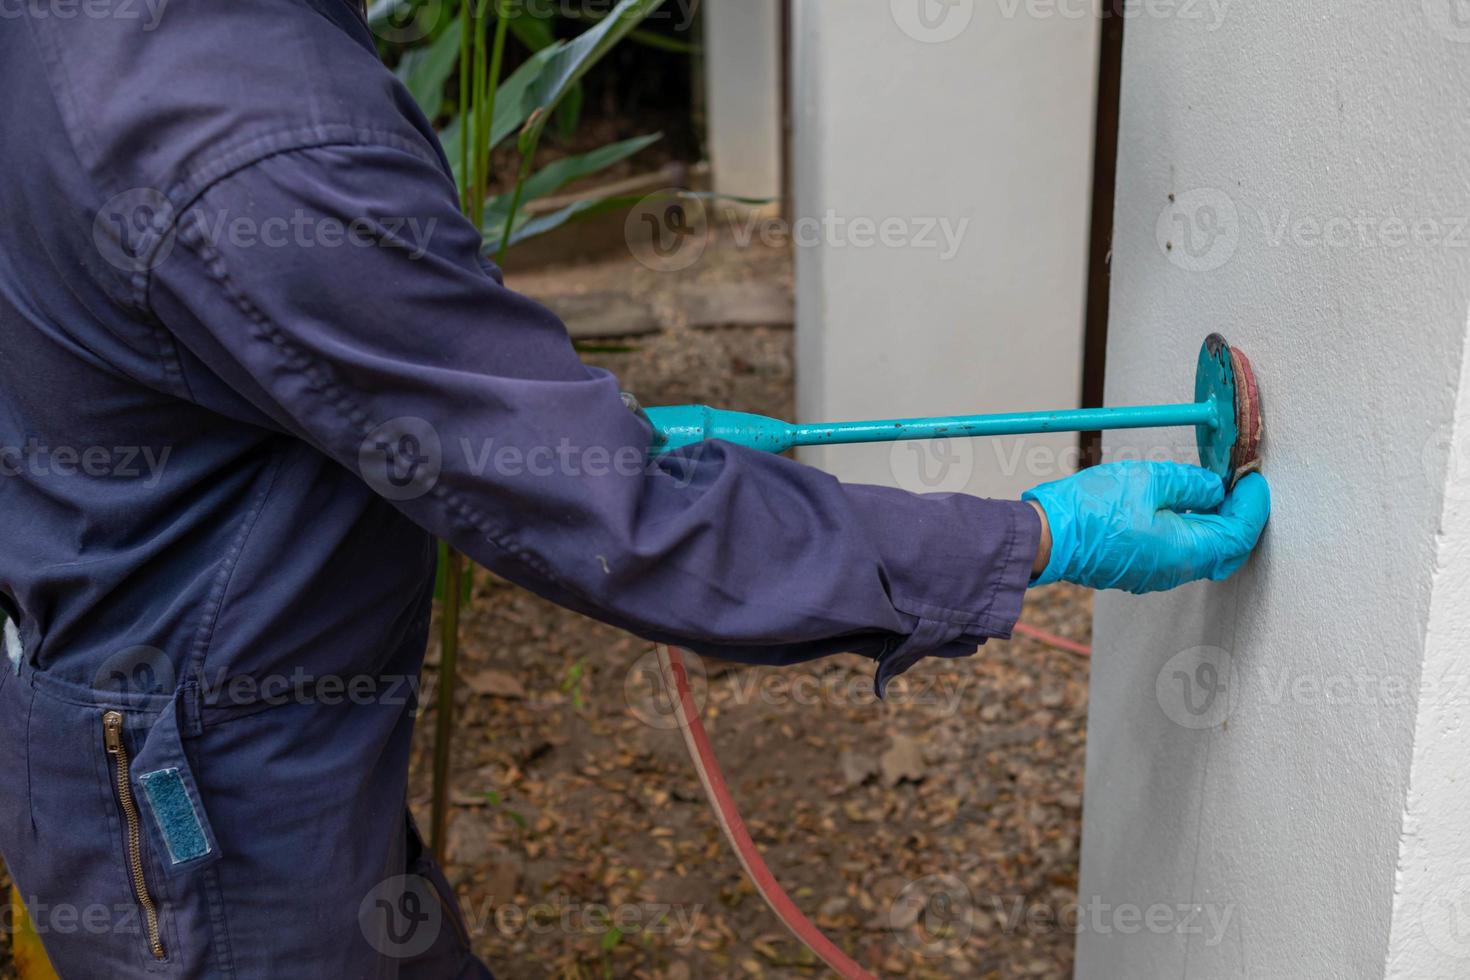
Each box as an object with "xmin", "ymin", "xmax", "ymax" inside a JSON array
[
  {"xmin": 0, "ymin": 0, "xmax": 441, "ymax": 692},
  {"xmin": 0, "ymin": 9, "xmax": 464, "ymax": 975}
]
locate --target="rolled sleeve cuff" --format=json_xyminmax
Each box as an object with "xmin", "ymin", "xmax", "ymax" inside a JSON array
[{"xmin": 838, "ymin": 488, "xmax": 1041, "ymax": 696}]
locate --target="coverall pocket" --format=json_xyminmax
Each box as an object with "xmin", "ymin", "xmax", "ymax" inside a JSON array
[
  {"xmin": 0, "ymin": 657, "xmax": 256, "ymax": 978},
  {"xmin": 98, "ymin": 692, "xmax": 223, "ymax": 967},
  {"xmin": 101, "ymin": 708, "xmax": 172, "ymax": 964},
  {"xmin": 127, "ymin": 697, "xmax": 221, "ymax": 878}
]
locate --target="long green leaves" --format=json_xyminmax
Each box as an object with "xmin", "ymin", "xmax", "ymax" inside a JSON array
[
  {"xmin": 480, "ymin": 133, "xmax": 661, "ymax": 253},
  {"xmin": 489, "ymin": 0, "xmax": 671, "ymax": 260},
  {"xmin": 514, "ymin": 0, "xmax": 671, "ymax": 156},
  {"xmin": 503, "ymin": 12, "xmax": 584, "ymax": 139},
  {"xmin": 437, "ymin": 42, "xmax": 562, "ymax": 192},
  {"xmin": 490, "ymin": 133, "xmax": 662, "ymax": 219},
  {"xmin": 398, "ymin": 0, "xmax": 675, "ymax": 251},
  {"xmin": 395, "ymin": 17, "xmax": 463, "ymax": 121}
]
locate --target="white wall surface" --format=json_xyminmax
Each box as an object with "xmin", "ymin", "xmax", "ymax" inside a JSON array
[
  {"xmin": 1078, "ymin": 4, "xmax": 1470, "ymax": 978},
  {"xmin": 790, "ymin": 0, "xmax": 1098, "ymax": 500},
  {"xmin": 702, "ymin": 0, "xmax": 783, "ymax": 200}
]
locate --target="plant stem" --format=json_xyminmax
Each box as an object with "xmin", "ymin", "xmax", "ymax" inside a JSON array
[
  {"xmin": 434, "ymin": 0, "xmax": 508, "ymax": 867},
  {"xmin": 457, "ymin": 0, "xmax": 472, "ymax": 212},
  {"xmin": 467, "ymin": 0, "xmax": 489, "ymax": 227},
  {"xmin": 495, "ymin": 152, "xmax": 534, "ymax": 265},
  {"xmin": 430, "ymin": 544, "xmax": 464, "ymax": 863},
  {"xmin": 472, "ymin": 0, "xmax": 512, "ymax": 229}
]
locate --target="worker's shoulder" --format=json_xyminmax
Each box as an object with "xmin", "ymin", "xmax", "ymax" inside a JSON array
[{"xmin": 11, "ymin": 0, "xmax": 445, "ymax": 207}]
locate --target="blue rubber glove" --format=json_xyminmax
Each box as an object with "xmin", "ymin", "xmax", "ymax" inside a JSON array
[{"xmin": 1022, "ymin": 462, "xmax": 1270, "ymax": 594}]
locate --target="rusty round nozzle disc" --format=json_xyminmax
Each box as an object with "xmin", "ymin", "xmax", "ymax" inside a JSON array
[{"xmin": 1195, "ymin": 334, "xmax": 1264, "ymax": 485}]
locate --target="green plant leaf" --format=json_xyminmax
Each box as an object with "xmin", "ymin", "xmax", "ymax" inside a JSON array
[
  {"xmin": 480, "ymin": 133, "xmax": 660, "ymax": 230},
  {"xmin": 438, "ymin": 41, "xmax": 564, "ymax": 191},
  {"xmin": 550, "ymin": 9, "xmax": 696, "ymax": 53},
  {"xmin": 395, "ymin": 16, "xmax": 464, "ymax": 121},
  {"xmin": 503, "ymin": 12, "xmax": 585, "ymax": 140},
  {"xmin": 480, "ymin": 188, "xmax": 649, "ymax": 257},
  {"xmin": 486, "ymin": 34, "xmax": 562, "ymax": 147},
  {"xmin": 627, "ymin": 29, "xmax": 698, "ymax": 53},
  {"xmin": 516, "ymin": 0, "xmax": 671, "ymax": 155},
  {"xmin": 556, "ymin": 82, "xmax": 584, "ymax": 141},
  {"xmin": 506, "ymin": 8, "xmax": 556, "ymax": 50}
]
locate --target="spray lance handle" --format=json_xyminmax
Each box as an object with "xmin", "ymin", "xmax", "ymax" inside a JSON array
[{"xmin": 643, "ymin": 404, "xmax": 800, "ymax": 455}]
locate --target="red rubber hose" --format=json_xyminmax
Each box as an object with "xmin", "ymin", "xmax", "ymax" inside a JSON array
[
  {"xmin": 655, "ymin": 623, "xmax": 1087, "ymax": 977},
  {"xmin": 1012, "ymin": 622, "xmax": 1092, "ymax": 657},
  {"xmin": 655, "ymin": 645, "xmax": 879, "ymax": 980}
]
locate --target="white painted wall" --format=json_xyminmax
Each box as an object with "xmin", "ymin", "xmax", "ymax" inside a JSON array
[
  {"xmin": 791, "ymin": 0, "xmax": 1099, "ymax": 500},
  {"xmin": 1077, "ymin": 4, "xmax": 1470, "ymax": 978},
  {"xmin": 702, "ymin": 0, "xmax": 783, "ymax": 200}
]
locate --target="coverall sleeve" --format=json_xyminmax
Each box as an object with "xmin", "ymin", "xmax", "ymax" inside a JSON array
[{"xmin": 146, "ymin": 141, "xmax": 1041, "ymax": 693}]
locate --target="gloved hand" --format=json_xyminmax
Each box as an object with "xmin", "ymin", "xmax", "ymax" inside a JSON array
[{"xmin": 1022, "ymin": 461, "xmax": 1270, "ymax": 594}]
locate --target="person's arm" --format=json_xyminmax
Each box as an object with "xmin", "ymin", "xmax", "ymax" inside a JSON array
[{"xmin": 145, "ymin": 141, "xmax": 1041, "ymax": 693}]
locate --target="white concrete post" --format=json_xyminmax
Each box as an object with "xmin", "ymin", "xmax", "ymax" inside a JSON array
[
  {"xmin": 790, "ymin": 0, "xmax": 1099, "ymax": 500},
  {"xmin": 702, "ymin": 0, "xmax": 784, "ymax": 201},
  {"xmin": 1077, "ymin": 4, "xmax": 1470, "ymax": 978}
]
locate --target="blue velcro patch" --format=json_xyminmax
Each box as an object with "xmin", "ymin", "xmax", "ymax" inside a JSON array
[{"xmin": 138, "ymin": 768, "xmax": 211, "ymax": 865}]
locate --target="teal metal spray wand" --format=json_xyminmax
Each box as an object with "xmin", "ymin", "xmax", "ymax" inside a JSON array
[{"xmin": 645, "ymin": 334, "xmax": 1263, "ymax": 485}]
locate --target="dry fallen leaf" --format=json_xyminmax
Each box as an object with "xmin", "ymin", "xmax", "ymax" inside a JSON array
[
  {"xmin": 880, "ymin": 733, "xmax": 926, "ymax": 787},
  {"xmin": 463, "ymin": 668, "xmax": 526, "ymax": 699}
]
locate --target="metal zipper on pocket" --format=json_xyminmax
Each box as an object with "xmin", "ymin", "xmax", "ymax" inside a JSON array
[{"xmin": 103, "ymin": 710, "xmax": 166, "ymax": 961}]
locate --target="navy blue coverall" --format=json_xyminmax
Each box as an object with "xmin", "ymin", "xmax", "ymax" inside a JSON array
[{"xmin": 0, "ymin": 1, "xmax": 1040, "ymax": 974}]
